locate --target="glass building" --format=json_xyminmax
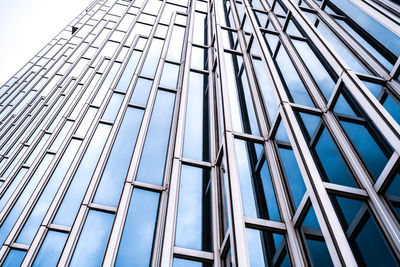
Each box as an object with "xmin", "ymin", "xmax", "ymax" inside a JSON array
[{"xmin": 0, "ymin": 0, "xmax": 400, "ymax": 265}]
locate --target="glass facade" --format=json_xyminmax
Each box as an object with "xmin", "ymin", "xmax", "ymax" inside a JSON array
[{"xmin": 0, "ymin": 0, "xmax": 400, "ymax": 266}]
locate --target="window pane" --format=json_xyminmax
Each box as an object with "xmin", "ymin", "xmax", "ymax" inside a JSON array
[
  {"xmin": 246, "ymin": 228, "xmax": 290, "ymax": 267},
  {"xmin": 53, "ymin": 123, "xmax": 111, "ymax": 226},
  {"xmin": 175, "ymin": 165, "xmax": 212, "ymax": 251},
  {"xmin": 70, "ymin": 210, "xmax": 114, "ymax": 267},
  {"xmin": 331, "ymin": 195, "xmax": 399, "ymax": 266},
  {"xmin": 115, "ymin": 50, "xmax": 141, "ymax": 93},
  {"xmin": 102, "ymin": 93, "xmax": 124, "ymax": 122},
  {"xmin": 17, "ymin": 140, "xmax": 82, "ymax": 245},
  {"xmin": 130, "ymin": 78, "xmax": 153, "ymax": 106},
  {"xmin": 300, "ymin": 206, "xmax": 334, "ymax": 266},
  {"xmin": 136, "ymin": 90, "xmax": 175, "ymax": 185},
  {"xmin": 159, "ymin": 63, "xmax": 180, "ymax": 89},
  {"xmin": 140, "ymin": 39, "xmax": 164, "ymax": 78},
  {"xmin": 33, "ymin": 231, "xmax": 68, "ymax": 266},
  {"xmin": 166, "ymin": 26, "xmax": 186, "ymax": 62},
  {"xmin": 94, "ymin": 108, "xmax": 143, "ymax": 207},
  {"xmin": 173, "ymin": 258, "xmax": 212, "ymax": 267},
  {"xmin": 3, "ymin": 249, "xmax": 26, "ymax": 267},
  {"xmin": 235, "ymin": 139, "xmax": 281, "ymax": 221},
  {"xmin": 183, "ymin": 72, "xmax": 209, "ymax": 162},
  {"xmin": 116, "ymin": 189, "xmax": 160, "ymax": 266}
]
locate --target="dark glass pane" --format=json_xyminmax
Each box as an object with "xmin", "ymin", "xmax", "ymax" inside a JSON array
[
  {"xmin": 275, "ymin": 46, "xmax": 314, "ymax": 107},
  {"xmin": 70, "ymin": 210, "xmax": 114, "ymax": 266},
  {"xmin": 33, "ymin": 231, "xmax": 68, "ymax": 266},
  {"xmin": 116, "ymin": 189, "xmax": 160, "ymax": 266},
  {"xmin": 384, "ymin": 172, "xmax": 400, "ymax": 222},
  {"xmin": 136, "ymin": 90, "xmax": 175, "ymax": 185},
  {"xmin": 383, "ymin": 94, "xmax": 400, "ymax": 124},
  {"xmin": 341, "ymin": 121, "xmax": 389, "ymax": 180},
  {"xmin": 300, "ymin": 206, "xmax": 334, "ymax": 266},
  {"xmin": 3, "ymin": 249, "xmax": 26, "ymax": 267},
  {"xmin": 246, "ymin": 228, "xmax": 290, "ymax": 267},
  {"xmin": 175, "ymin": 165, "xmax": 212, "ymax": 251},
  {"xmin": 130, "ymin": 78, "xmax": 153, "ymax": 106},
  {"xmin": 17, "ymin": 140, "xmax": 82, "ymax": 245},
  {"xmin": 314, "ymin": 128, "xmax": 358, "ymax": 187},
  {"xmin": 331, "ymin": 196, "xmax": 399, "ymax": 266},
  {"xmin": 94, "ymin": 108, "xmax": 143, "ymax": 207},
  {"xmin": 53, "ymin": 124, "xmax": 111, "ymax": 226},
  {"xmin": 183, "ymin": 72, "xmax": 209, "ymax": 162},
  {"xmin": 115, "ymin": 51, "xmax": 141, "ymax": 92},
  {"xmin": 278, "ymin": 147, "xmax": 306, "ymax": 208}
]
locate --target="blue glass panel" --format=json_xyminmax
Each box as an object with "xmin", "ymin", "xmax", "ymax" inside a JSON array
[
  {"xmin": 224, "ymin": 52, "xmax": 260, "ymax": 135},
  {"xmin": 17, "ymin": 140, "xmax": 82, "ymax": 245},
  {"xmin": 115, "ymin": 51, "xmax": 141, "ymax": 92},
  {"xmin": 115, "ymin": 189, "xmax": 160, "ymax": 266},
  {"xmin": 314, "ymin": 128, "xmax": 358, "ymax": 187},
  {"xmin": 140, "ymin": 39, "xmax": 164, "ymax": 78},
  {"xmin": 173, "ymin": 258, "xmax": 211, "ymax": 267},
  {"xmin": 136, "ymin": 90, "xmax": 176, "ymax": 185},
  {"xmin": 0, "ymin": 168, "xmax": 28, "ymax": 212},
  {"xmin": 301, "ymin": 206, "xmax": 334, "ymax": 266},
  {"xmin": 159, "ymin": 63, "xmax": 180, "ymax": 89},
  {"xmin": 33, "ymin": 231, "xmax": 68, "ymax": 266},
  {"xmin": 335, "ymin": 19, "xmax": 393, "ymax": 70},
  {"xmin": 175, "ymin": 165, "xmax": 212, "ymax": 251},
  {"xmin": 102, "ymin": 93, "xmax": 124, "ymax": 122},
  {"xmin": 235, "ymin": 139, "xmax": 261, "ymax": 217},
  {"xmin": 53, "ymin": 123, "xmax": 111, "ymax": 226},
  {"xmin": 341, "ymin": 121, "xmax": 388, "ymax": 180},
  {"xmin": 383, "ymin": 94, "xmax": 400, "ymax": 125},
  {"xmin": 183, "ymin": 72, "xmax": 209, "ymax": 162},
  {"xmin": 259, "ymin": 160, "xmax": 281, "ymax": 221},
  {"xmin": 3, "ymin": 249, "xmax": 26, "ymax": 267},
  {"xmin": 70, "ymin": 210, "xmax": 114, "ymax": 267},
  {"xmin": 333, "ymin": 94, "xmax": 357, "ymax": 117},
  {"xmin": 298, "ymin": 112, "xmax": 320, "ymax": 140},
  {"xmin": 246, "ymin": 228, "xmax": 288, "ymax": 267},
  {"xmin": 0, "ymin": 154, "xmax": 54, "ymax": 245},
  {"xmin": 275, "ymin": 120, "xmax": 290, "ymax": 143},
  {"xmin": 329, "ymin": 0, "xmax": 400, "ymax": 57},
  {"xmin": 316, "ymin": 21, "xmax": 368, "ymax": 74},
  {"xmin": 305, "ymin": 239, "xmax": 333, "ymax": 267},
  {"xmin": 130, "ymin": 78, "xmax": 153, "ymax": 106},
  {"xmin": 275, "ymin": 47, "xmax": 314, "ymax": 107},
  {"xmin": 361, "ymin": 80, "xmax": 383, "ymax": 98},
  {"xmin": 333, "ymin": 196, "xmax": 399, "ymax": 266},
  {"xmin": 292, "ymin": 39, "xmax": 336, "ymax": 100},
  {"xmin": 278, "ymin": 148, "xmax": 306, "ymax": 208},
  {"xmin": 94, "ymin": 108, "xmax": 143, "ymax": 207}
]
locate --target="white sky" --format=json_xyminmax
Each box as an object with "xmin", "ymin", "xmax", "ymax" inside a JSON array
[{"xmin": 0, "ymin": 0, "xmax": 94, "ymax": 85}]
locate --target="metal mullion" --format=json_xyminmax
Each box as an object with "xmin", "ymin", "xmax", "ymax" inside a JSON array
[
  {"xmin": 229, "ymin": 0, "xmax": 272, "ymax": 138},
  {"xmin": 207, "ymin": 1, "xmax": 222, "ymax": 264},
  {"xmin": 244, "ymin": 216, "xmax": 286, "ymax": 233},
  {"xmin": 281, "ymin": 102, "xmax": 357, "ymax": 265},
  {"xmin": 173, "ymin": 247, "xmax": 214, "ymax": 263},
  {"xmin": 0, "ymin": 80, "xmax": 83, "ymax": 202},
  {"xmin": 103, "ymin": 3, "xmax": 181, "ymax": 267},
  {"xmin": 214, "ymin": 0, "xmax": 251, "ymax": 265},
  {"xmin": 159, "ymin": 0, "xmax": 203, "ymax": 264},
  {"xmin": 264, "ymin": 138, "xmax": 307, "ymax": 265},
  {"xmin": 374, "ymin": 152, "xmax": 400, "ymax": 193}
]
